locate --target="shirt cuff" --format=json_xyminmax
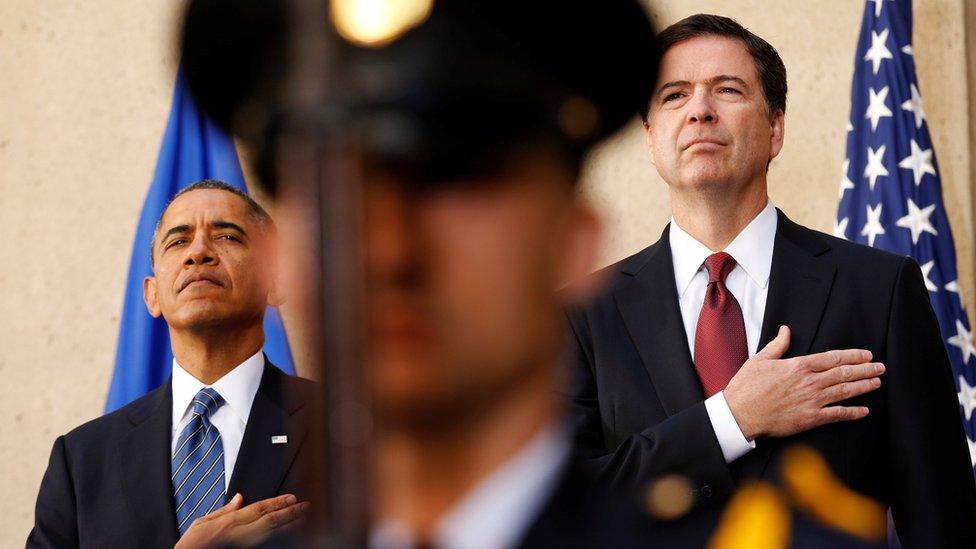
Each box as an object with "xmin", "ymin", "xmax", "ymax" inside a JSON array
[{"xmin": 704, "ymin": 391, "xmax": 756, "ymax": 463}]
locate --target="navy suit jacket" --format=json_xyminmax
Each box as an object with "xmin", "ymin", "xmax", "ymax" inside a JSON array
[
  {"xmin": 28, "ymin": 361, "xmax": 315, "ymax": 548},
  {"xmin": 565, "ymin": 211, "xmax": 976, "ymax": 547}
]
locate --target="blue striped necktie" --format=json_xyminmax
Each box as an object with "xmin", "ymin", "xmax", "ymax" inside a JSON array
[{"xmin": 172, "ymin": 387, "xmax": 227, "ymax": 535}]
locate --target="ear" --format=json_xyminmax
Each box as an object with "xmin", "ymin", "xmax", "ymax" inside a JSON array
[
  {"xmin": 266, "ymin": 272, "xmax": 284, "ymax": 308},
  {"xmin": 643, "ymin": 119, "xmax": 657, "ymax": 166},
  {"xmin": 768, "ymin": 108, "xmax": 785, "ymax": 160},
  {"xmin": 556, "ymin": 201, "xmax": 605, "ymax": 304},
  {"xmin": 143, "ymin": 276, "xmax": 162, "ymax": 318},
  {"xmin": 263, "ymin": 234, "xmax": 285, "ymax": 308}
]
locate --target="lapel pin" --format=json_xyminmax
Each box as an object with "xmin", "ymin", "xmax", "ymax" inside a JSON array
[{"xmin": 271, "ymin": 435, "xmax": 288, "ymax": 445}]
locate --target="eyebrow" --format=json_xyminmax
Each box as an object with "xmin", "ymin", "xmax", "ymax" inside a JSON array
[
  {"xmin": 654, "ymin": 75, "xmax": 751, "ymax": 98},
  {"xmin": 160, "ymin": 224, "xmax": 191, "ymax": 242},
  {"xmin": 159, "ymin": 220, "xmax": 248, "ymax": 243},
  {"xmin": 211, "ymin": 220, "xmax": 248, "ymax": 236}
]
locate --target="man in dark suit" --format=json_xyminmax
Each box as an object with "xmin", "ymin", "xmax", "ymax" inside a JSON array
[
  {"xmin": 29, "ymin": 180, "xmax": 312, "ymax": 548},
  {"xmin": 566, "ymin": 14, "xmax": 976, "ymax": 547}
]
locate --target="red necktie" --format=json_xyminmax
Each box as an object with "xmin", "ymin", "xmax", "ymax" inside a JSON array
[{"xmin": 694, "ymin": 252, "xmax": 748, "ymax": 397}]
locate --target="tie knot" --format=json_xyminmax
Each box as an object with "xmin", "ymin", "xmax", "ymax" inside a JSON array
[
  {"xmin": 703, "ymin": 252, "xmax": 737, "ymax": 283},
  {"xmin": 190, "ymin": 388, "xmax": 224, "ymax": 419}
]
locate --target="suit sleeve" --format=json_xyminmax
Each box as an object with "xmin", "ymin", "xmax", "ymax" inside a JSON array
[
  {"xmin": 27, "ymin": 436, "xmax": 79, "ymax": 549},
  {"xmin": 885, "ymin": 257, "xmax": 976, "ymax": 546},
  {"xmin": 565, "ymin": 310, "xmax": 736, "ymax": 501}
]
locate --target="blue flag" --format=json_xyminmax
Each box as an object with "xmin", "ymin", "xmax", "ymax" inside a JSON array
[
  {"xmin": 106, "ymin": 71, "xmax": 295, "ymax": 413},
  {"xmin": 836, "ymin": 1, "xmax": 976, "ymax": 471}
]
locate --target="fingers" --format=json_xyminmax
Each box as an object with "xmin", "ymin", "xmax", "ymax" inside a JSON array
[
  {"xmin": 815, "ymin": 405, "xmax": 869, "ymax": 427},
  {"xmin": 754, "ymin": 325, "xmax": 791, "ymax": 360},
  {"xmin": 236, "ymin": 501, "xmax": 310, "ymax": 545},
  {"xmin": 820, "ymin": 377, "xmax": 882, "ymax": 406},
  {"xmin": 818, "ymin": 362, "xmax": 884, "ymax": 388},
  {"xmin": 802, "ymin": 348, "xmax": 873, "ymax": 373},
  {"xmin": 206, "ymin": 493, "xmax": 243, "ymax": 520},
  {"xmin": 254, "ymin": 501, "xmax": 310, "ymax": 531},
  {"xmin": 235, "ymin": 494, "xmax": 299, "ymax": 524}
]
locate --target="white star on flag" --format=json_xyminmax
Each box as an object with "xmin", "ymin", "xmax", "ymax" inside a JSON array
[
  {"xmin": 948, "ymin": 319, "xmax": 976, "ymax": 364},
  {"xmin": 834, "ymin": 217, "xmax": 849, "ymax": 240},
  {"xmin": 895, "ymin": 198, "xmax": 938, "ymax": 244},
  {"xmin": 865, "ymin": 86, "xmax": 893, "ymax": 132},
  {"xmin": 945, "ymin": 281, "xmax": 966, "ymax": 311},
  {"xmin": 864, "ymin": 145, "xmax": 889, "ymax": 190},
  {"xmin": 901, "ymin": 44, "xmax": 913, "ymax": 56},
  {"xmin": 959, "ymin": 375, "xmax": 976, "ymax": 422},
  {"xmin": 846, "ymin": 120, "xmax": 853, "ymax": 132},
  {"xmin": 868, "ymin": 0, "xmax": 891, "ymax": 18},
  {"xmin": 920, "ymin": 260, "xmax": 938, "ymax": 292},
  {"xmin": 901, "ymin": 83, "xmax": 926, "ymax": 129},
  {"xmin": 839, "ymin": 159, "xmax": 855, "ymax": 198},
  {"xmin": 968, "ymin": 438, "xmax": 976, "ymax": 467},
  {"xmin": 860, "ymin": 203, "xmax": 885, "ymax": 247},
  {"xmin": 864, "ymin": 28, "xmax": 893, "ymax": 75},
  {"xmin": 897, "ymin": 139, "xmax": 936, "ymax": 186}
]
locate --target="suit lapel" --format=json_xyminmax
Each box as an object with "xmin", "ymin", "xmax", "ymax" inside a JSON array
[
  {"xmin": 740, "ymin": 210, "xmax": 837, "ymax": 480},
  {"xmin": 758, "ymin": 211, "xmax": 837, "ymax": 357},
  {"xmin": 227, "ymin": 361, "xmax": 308, "ymax": 503},
  {"xmin": 615, "ymin": 226, "xmax": 705, "ymax": 416},
  {"xmin": 118, "ymin": 381, "xmax": 180, "ymax": 547}
]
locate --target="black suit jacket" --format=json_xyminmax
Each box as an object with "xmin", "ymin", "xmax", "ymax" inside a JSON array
[
  {"xmin": 565, "ymin": 211, "xmax": 976, "ymax": 547},
  {"xmin": 252, "ymin": 451, "xmax": 717, "ymax": 549},
  {"xmin": 517, "ymin": 458, "xmax": 714, "ymax": 548},
  {"xmin": 517, "ymin": 454, "xmax": 881, "ymax": 548},
  {"xmin": 28, "ymin": 360, "xmax": 315, "ymax": 548}
]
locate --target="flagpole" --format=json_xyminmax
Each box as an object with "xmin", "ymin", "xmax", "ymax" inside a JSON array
[{"xmin": 279, "ymin": 0, "xmax": 372, "ymax": 544}]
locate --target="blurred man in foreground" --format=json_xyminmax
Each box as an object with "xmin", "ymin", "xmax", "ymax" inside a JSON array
[
  {"xmin": 360, "ymin": 143, "xmax": 656, "ymax": 547},
  {"xmin": 566, "ymin": 14, "xmax": 976, "ymax": 545},
  {"xmin": 351, "ymin": 5, "xmax": 680, "ymax": 546},
  {"xmin": 262, "ymin": 1, "xmax": 714, "ymax": 546},
  {"xmin": 29, "ymin": 181, "xmax": 311, "ymax": 548}
]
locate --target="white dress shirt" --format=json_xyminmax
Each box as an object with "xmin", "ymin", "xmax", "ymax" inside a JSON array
[
  {"xmin": 171, "ymin": 351, "xmax": 265, "ymax": 490},
  {"xmin": 370, "ymin": 425, "xmax": 570, "ymax": 549},
  {"xmin": 669, "ymin": 199, "xmax": 778, "ymax": 463}
]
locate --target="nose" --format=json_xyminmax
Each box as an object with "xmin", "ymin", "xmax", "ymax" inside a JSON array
[
  {"xmin": 184, "ymin": 234, "xmax": 217, "ymax": 267},
  {"xmin": 686, "ymin": 90, "xmax": 717, "ymax": 124},
  {"xmin": 364, "ymin": 180, "xmax": 422, "ymax": 289}
]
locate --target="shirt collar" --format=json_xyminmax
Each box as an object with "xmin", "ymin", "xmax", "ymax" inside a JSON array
[
  {"xmin": 432, "ymin": 424, "xmax": 569, "ymax": 549},
  {"xmin": 370, "ymin": 424, "xmax": 570, "ymax": 549},
  {"xmin": 669, "ymin": 218, "xmax": 714, "ymax": 298},
  {"xmin": 724, "ymin": 200, "xmax": 777, "ymax": 289},
  {"xmin": 171, "ymin": 350, "xmax": 265, "ymax": 428},
  {"xmin": 669, "ymin": 199, "xmax": 778, "ymax": 296}
]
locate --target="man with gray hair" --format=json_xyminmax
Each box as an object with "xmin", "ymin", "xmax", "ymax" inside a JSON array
[{"xmin": 566, "ymin": 14, "xmax": 976, "ymax": 546}]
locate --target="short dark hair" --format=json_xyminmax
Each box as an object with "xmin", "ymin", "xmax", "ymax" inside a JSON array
[
  {"xmin": 150, "ymin": 179, "xmax": 274, "ymax": 267},
  {"xmin": 642, "ymin": 14, "xmax": 787, "ymax": 120}
]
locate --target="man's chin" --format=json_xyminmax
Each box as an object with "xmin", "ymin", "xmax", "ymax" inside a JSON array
[
  {"xmin": 369, "ymin": 359, "xmax": 479, "ymax": 433},
  {"xmin": 370, "ymin": 364, "xmax": 443, "ymax": 419},
  {"xmin": 679, "ymin": 167, "xmax": 738, "ymax": 191},
  {"xmin": 373, "ymin": 391, "xmax": 485, "ymax": 436},
  {"xmin": 165, "ymin": 306, "xmax": 235, "ymax": 331}
]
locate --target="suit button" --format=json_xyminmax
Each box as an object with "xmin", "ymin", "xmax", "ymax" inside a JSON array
[{"xmin": 701, "ymin": 485, "xmax": 713, "ymax": 498}]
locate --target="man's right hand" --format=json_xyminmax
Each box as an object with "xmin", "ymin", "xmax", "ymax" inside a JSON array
[
  {"xmin": 724, "ymin": 325, "xmax": 884, "ymax": 441},
  {"xmin": 174, "ymin": 493, "xmax": 309, "ymax": 549}
]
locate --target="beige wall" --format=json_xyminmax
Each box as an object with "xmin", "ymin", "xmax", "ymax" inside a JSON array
[
  {"xmin": 0, "ymin": 0, "xmax": 179, "ymax": 542},
  {"xmin": 0, "ymin": 1, "xmax": 972, "ymax": 544}
]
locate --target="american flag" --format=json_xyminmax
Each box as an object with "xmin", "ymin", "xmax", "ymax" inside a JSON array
[{"xmin": 835, "ymin": 0, "xmax": 976, "ymax": 471}]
